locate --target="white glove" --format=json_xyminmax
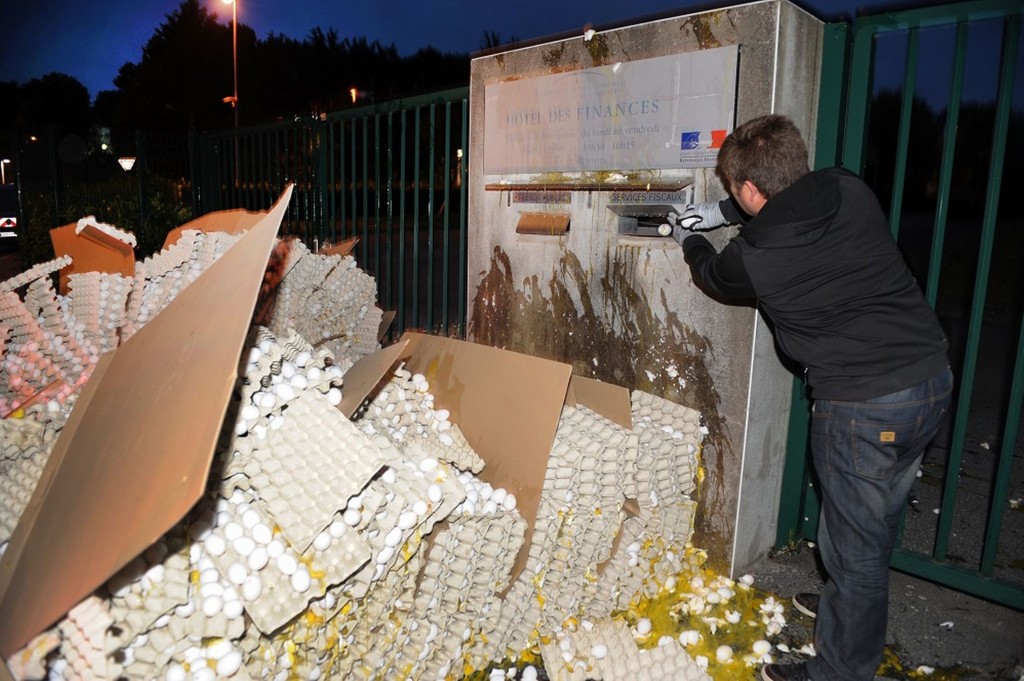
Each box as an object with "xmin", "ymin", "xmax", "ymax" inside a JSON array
[{"xmin": 670, "ymin": 201, "xmax": 726, "ymax": 232}]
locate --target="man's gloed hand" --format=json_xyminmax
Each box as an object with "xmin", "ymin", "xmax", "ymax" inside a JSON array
[{"xmin": 670, "ymin": 202, "xmax": 727, "ymax": 232}]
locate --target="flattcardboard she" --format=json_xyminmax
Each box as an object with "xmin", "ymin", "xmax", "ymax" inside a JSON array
[
  {"xmin": 345, "ymin": 332, "xmax": 639, "ymax": 587},
  {"xmin": 0, "ymin": 186, "xmax": 294, "ymax": 658}
]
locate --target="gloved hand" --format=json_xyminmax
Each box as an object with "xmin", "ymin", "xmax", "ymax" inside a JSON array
[{"xmin": 670, "ymin": 201, "xmax": 727, "ymax": 232}]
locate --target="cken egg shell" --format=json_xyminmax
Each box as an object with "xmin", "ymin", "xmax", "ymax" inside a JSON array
[
  {"xmin": 313, "ymin": 532, "xmax": 332, "ymax": 552},
  {"xmin": 397, "ymin": 510, "xmax": 418, "ymax": 530},
  {"xmin": 247, "ymin": 547, "xmax": 269, "ymax": 571},
  {"xmin": 679, "ymin": 630, "xmax": 700, "ymax": 646},
  {"xmin": 251, "ymin": 523, "xmax": 273, "ymax": 545},
  {"xmin": 223, "ymin": 598, "xmax": 244, "ymax": 620},
  {"xmin": 217, "ymin": 650, "xmax": 243, "ymax": 676},
  {"xmin": 202, "ymin": 595, "xmax": 223, "ymax": 617},
  {"xmin": 224, "ymin": 522, "xmax": 243, "ymax": 542},
  {"xmin": 384, "ymin": 527, "xmax": 404, "ymax": 548},
  {"xmin": 207, "ymin": 640, "xmax": 233, "ymax": 660},
  {"xmin": 233, "ymin": 536, "xmax": 256, "ymax": 557},
  {"xmin": 290, "ymin": 566, "xmax": 312, "ymax": 593},
  {"xmin": 241, "ymin": 575, "xmax": 262, "ymax": 601},
  {"xmin": 204, "ymin": 534, "xmax": 226, "ymax": 557},
  {"xmin": 226, "ymin": 562, "xmax": 248, "ymax": 585},
  {"xmin": 277, "ymin": 553, "xmax": 298, "ymax": 575}
]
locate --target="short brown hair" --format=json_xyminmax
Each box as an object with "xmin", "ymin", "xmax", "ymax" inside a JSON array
[{"xmin": 716, "ymin": 115, "xmax": 810, "ymax": 200}]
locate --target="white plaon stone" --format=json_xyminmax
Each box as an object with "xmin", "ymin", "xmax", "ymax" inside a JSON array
[
  {"xmin": 716, "ymin": 645, "xmax": 734, "ymax": 663},
  {"xmin": 753, "ymin": 640, "xmax": 773, "ymax": 656},
  {"xmin": 591, "ymin": 643, "xmax": 608, "ymax": 659},
  {"xmin": 635, "ymin": 618, "xmax": 652, "ymax": 636}
]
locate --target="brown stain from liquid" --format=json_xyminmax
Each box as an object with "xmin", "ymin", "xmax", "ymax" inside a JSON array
[
  {"xmin": 542, "ymin": 43, "xmax": 568, "ymax": 69},
  {"xmin": 470, "ymin": 245, "xmax": 735, "ymax": 558},
  {"xmin": 584, "ymin": 33, "xmax": 612, "ymax": 66},
  {"xmin": 681, "ymin": 13, "xmax": 725, "ymax": 49}
]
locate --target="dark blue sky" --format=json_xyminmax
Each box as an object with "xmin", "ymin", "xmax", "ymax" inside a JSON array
[{"xmin": 2, "ymin": 0, "xmax": 924, "ymax": 100}]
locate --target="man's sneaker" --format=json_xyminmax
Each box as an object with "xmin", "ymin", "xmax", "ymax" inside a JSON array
[
  {"xmin": 792, "ymin": 592, "xmax": 819, "ymax": 619},
  {"xmin": 761, "ymin": 662, "xmax": 812, "ymax": 681}
]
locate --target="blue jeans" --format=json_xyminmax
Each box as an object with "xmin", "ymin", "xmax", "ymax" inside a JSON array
[{"xmin": 807, "ymin": 367, "xmax": 953, "ymax": 681}]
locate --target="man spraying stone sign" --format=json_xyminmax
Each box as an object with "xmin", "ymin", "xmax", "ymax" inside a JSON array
[{"xmin": 670, "ymin": 114, "xmax": 952, "ymax": 681}]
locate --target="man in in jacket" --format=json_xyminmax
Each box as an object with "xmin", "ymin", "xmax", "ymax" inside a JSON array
[{"xmin": 673, "ymin": 114, "xmax": 952, "ymax": 681}]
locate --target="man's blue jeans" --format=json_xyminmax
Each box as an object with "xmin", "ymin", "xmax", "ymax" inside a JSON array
[{"xmin": 806, "ymin": 367, "xmax": 953, "ymax": 681}]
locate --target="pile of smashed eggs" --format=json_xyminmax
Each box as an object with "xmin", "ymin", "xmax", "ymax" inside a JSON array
[{"xmin": 0, "ymin": 226, "xmax": 798, "ymax": 680}]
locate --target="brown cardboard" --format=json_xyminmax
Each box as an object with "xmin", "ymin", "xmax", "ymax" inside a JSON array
[
  {"xmin": 566, "ymin": 374, "xmax": 632, "ymax": 429},
  {"xmin": 0, "ymin": 186, "xmax": 294, "ymax": 658},
  {"xmin": 162, "ymin": 208, "xmax": 264, "ymax": 249},
  {"xmin": 343, "ymin": 334, "xmax": 647, "ymax": 591},
  {"xmin": 49, "ymin": 222, "xmax": 136, "ymax": 294},
  {"xmin": 515, "ymin": 212, "xmax": 569, "ymax": 235},
  {"xmin": 377, "ymin": 309, "xmax": 396, "ymax": 343},
  {"xmin": 395, "ymin": 332, "xmax": 573, "ymax": 584},
  {"xmin": 320, "ymin": 236, "xmax": 359, "ymax": 257},
  {"xmin": 337, "ymin": 337, "xmax": 410, "ymax": 419}
]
